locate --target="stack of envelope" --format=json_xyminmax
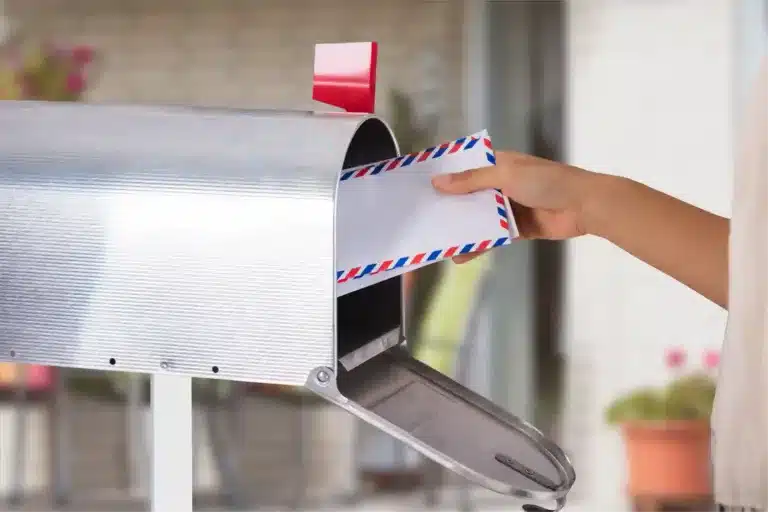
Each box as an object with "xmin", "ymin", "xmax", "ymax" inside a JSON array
[{"xmin": 336, "ymin": 129, "xmax": 519, "ymax": 296}]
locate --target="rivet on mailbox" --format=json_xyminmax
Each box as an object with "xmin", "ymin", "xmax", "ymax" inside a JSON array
[{"xmin": 0, "ymin": 41, "xmax": 575, "ymax": 512}]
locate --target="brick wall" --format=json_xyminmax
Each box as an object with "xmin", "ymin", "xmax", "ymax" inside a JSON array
[{"xmin": 5, "ymin": 0, "xmax": 465, "ymax": 140}]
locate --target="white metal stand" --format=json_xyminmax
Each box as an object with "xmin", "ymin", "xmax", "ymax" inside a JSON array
[
  {"xmin": 127, "ymin": 374, "xmax": 148, "ymax": 498},
  {"xmin": 151, "ymin": 374, "xmax": 193, "ymax": 512}
]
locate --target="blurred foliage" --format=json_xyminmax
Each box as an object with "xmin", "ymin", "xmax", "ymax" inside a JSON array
[
  {"xmin": 66, "ymin": 371, "xmax": 327, "ymax": 405},
  {"xmin": 67, "ymin": 371, "xmax": 129, "ymax": 402},
  {"xmin": 605, "ymin": 373, "xmax": 717, "ymax": 424},
  {"xmin": 0, "ymin": 32, "xmax": 98, "ymax": 101},
  {"xmin": 67, "ymin": 371, "xmax": 241, "ymax": 404}
]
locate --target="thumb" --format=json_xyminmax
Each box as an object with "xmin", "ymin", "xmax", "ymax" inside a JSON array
[{"xmin": 431, "ymin": 166, "xmax": 499, "ymax": 194}]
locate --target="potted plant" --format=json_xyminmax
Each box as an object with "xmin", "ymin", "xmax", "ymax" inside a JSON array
[{"xmin": 605, "ymin": 348, "xmax": 719, "ymax": 503}]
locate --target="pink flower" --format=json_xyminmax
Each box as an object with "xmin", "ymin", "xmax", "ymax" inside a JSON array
[
  {"xmin": 704, "ymin": 350, "xmax": 720, "ymax": 370},
  {"xmin": 65, "ymin": 72, "xmax": 85, "ymax": 94},
  {"xmin": 71, "ymin": 45, "xmax": 94, "ymax": 66},
  {"xmin": 665, "ymin": 347, "xmax": 687, "ymax": 369}
]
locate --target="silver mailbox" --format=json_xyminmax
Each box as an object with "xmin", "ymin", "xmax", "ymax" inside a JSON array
[{"xmin": 0, "ymin": 100, "xmax": 574, "ymax": 511}]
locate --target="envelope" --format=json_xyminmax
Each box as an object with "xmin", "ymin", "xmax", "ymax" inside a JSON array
[{"xmin": 336, "ymin": 130, "xmax": 518, "ymax": 297}]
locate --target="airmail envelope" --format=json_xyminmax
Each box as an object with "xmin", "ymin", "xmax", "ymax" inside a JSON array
[{"xmin": 336, "ymin": 130, "xmax": 518, "ymax": 297}]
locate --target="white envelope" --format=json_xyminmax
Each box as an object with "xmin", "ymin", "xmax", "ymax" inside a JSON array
[{"xmin": 336, "ymin": 130, "xmax": 518, "ymax": 297}]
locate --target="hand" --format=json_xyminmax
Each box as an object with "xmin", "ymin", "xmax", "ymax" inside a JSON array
[{"xmin": 431, "ymin": 151, "xmax": 595, "ymax": 263}]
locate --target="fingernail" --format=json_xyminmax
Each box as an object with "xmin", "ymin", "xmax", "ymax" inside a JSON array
[{"xmin": 431, "ymin": 174, "xmax": 452, "ymax": 187}]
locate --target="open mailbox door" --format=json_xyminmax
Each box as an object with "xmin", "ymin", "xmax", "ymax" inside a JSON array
[{"xmin": 309, "ymin": 274, "xmax": 575, "ymax": 511}]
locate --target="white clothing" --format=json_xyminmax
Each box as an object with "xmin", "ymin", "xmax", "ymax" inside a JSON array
[{"xmin": 712, "ymin": 62, "xmax": 768, "ymax": 509}]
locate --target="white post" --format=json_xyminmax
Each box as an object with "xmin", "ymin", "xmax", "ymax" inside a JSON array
[
  {"xmin": 127, "ymin": 374, "xmax": 148, "ymax": 497},
  {"xmin": 151, "ymin": 374, "xmax": 193, "ymax": 511}
]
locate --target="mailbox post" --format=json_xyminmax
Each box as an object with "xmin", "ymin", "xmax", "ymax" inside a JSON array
[{"xmin": 0, "ymin": 43, "xmax": 575, "ymax": 512}]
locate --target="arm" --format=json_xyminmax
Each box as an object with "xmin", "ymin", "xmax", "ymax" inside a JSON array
[{"xmin": 580, "ymin": 173, "xmax": 729, "ymax": 308}]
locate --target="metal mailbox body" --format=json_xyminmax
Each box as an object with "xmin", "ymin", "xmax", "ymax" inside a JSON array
[
  {"xmin": 0, "ymin": 100, "xmax": 575, "ymax": 510},
  {"xmin": 0, "ymin": 101, "xmax": 389, "ymax": 384}
]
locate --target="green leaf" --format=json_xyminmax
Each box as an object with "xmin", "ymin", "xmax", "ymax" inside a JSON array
[{"xmin": 604, "ymin": 373, "xmax": 716, "ymax": 424}]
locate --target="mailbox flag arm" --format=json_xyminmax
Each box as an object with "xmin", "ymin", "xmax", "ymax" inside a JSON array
[{"xmin": 312, "ymin": 42, "xmax": 378, "ymax": 114}]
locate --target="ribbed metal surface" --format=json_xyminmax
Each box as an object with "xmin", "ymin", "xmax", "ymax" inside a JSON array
[{"xmin": 0, "ymin": 101, "xmax": 388, "ymax": 385}]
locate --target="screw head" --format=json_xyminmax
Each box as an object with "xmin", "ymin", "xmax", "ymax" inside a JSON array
[
  {"xmin": 316, "ymin": 369, "xmax": 330, "ymax": 384},
  {"xmin": 160, "ymin": 362, "xmax": 169, "ymax": 370}
]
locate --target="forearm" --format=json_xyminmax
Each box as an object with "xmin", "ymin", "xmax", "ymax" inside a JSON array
[{"xmin": 580, "ymin": 173, "xmax": 729, "ymax": 308}]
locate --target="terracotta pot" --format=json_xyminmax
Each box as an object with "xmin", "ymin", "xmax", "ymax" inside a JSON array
[{"xmin": 621, "ymin": 420, "xmax": 712, "ymax": 497}]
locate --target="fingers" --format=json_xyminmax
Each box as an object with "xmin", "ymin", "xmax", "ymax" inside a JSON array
[
  {"xmin": 431, "ymin": 154, "xmax": 514, "ymax": 265},
  {"xmin": 452, "ymin": 252, "xmax": 484, "ymax": 264},
  {"xmin": 431, "ymin": 165, "xmax": 500, "ymax": 194}
]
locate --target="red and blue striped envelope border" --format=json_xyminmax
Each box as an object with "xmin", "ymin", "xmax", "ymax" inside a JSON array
[{"xmin": 336, "ymin": 131, "xmax": 513, "ymax": 284}]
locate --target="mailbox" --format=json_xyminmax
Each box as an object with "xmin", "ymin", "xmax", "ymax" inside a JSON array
[{"xmin": 0, "ymin": 43, "xmax": 574, "ymax": 511}]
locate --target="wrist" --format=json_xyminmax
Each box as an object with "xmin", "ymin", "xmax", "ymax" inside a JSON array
[{"xmin": 574, "ymin": 171, "xmax": 632, "ymax": 238}]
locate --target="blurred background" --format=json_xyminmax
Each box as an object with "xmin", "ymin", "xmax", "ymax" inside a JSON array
[{"xmin": 0, "ymin": 0, "xmax": 766, "ymax": 511}]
